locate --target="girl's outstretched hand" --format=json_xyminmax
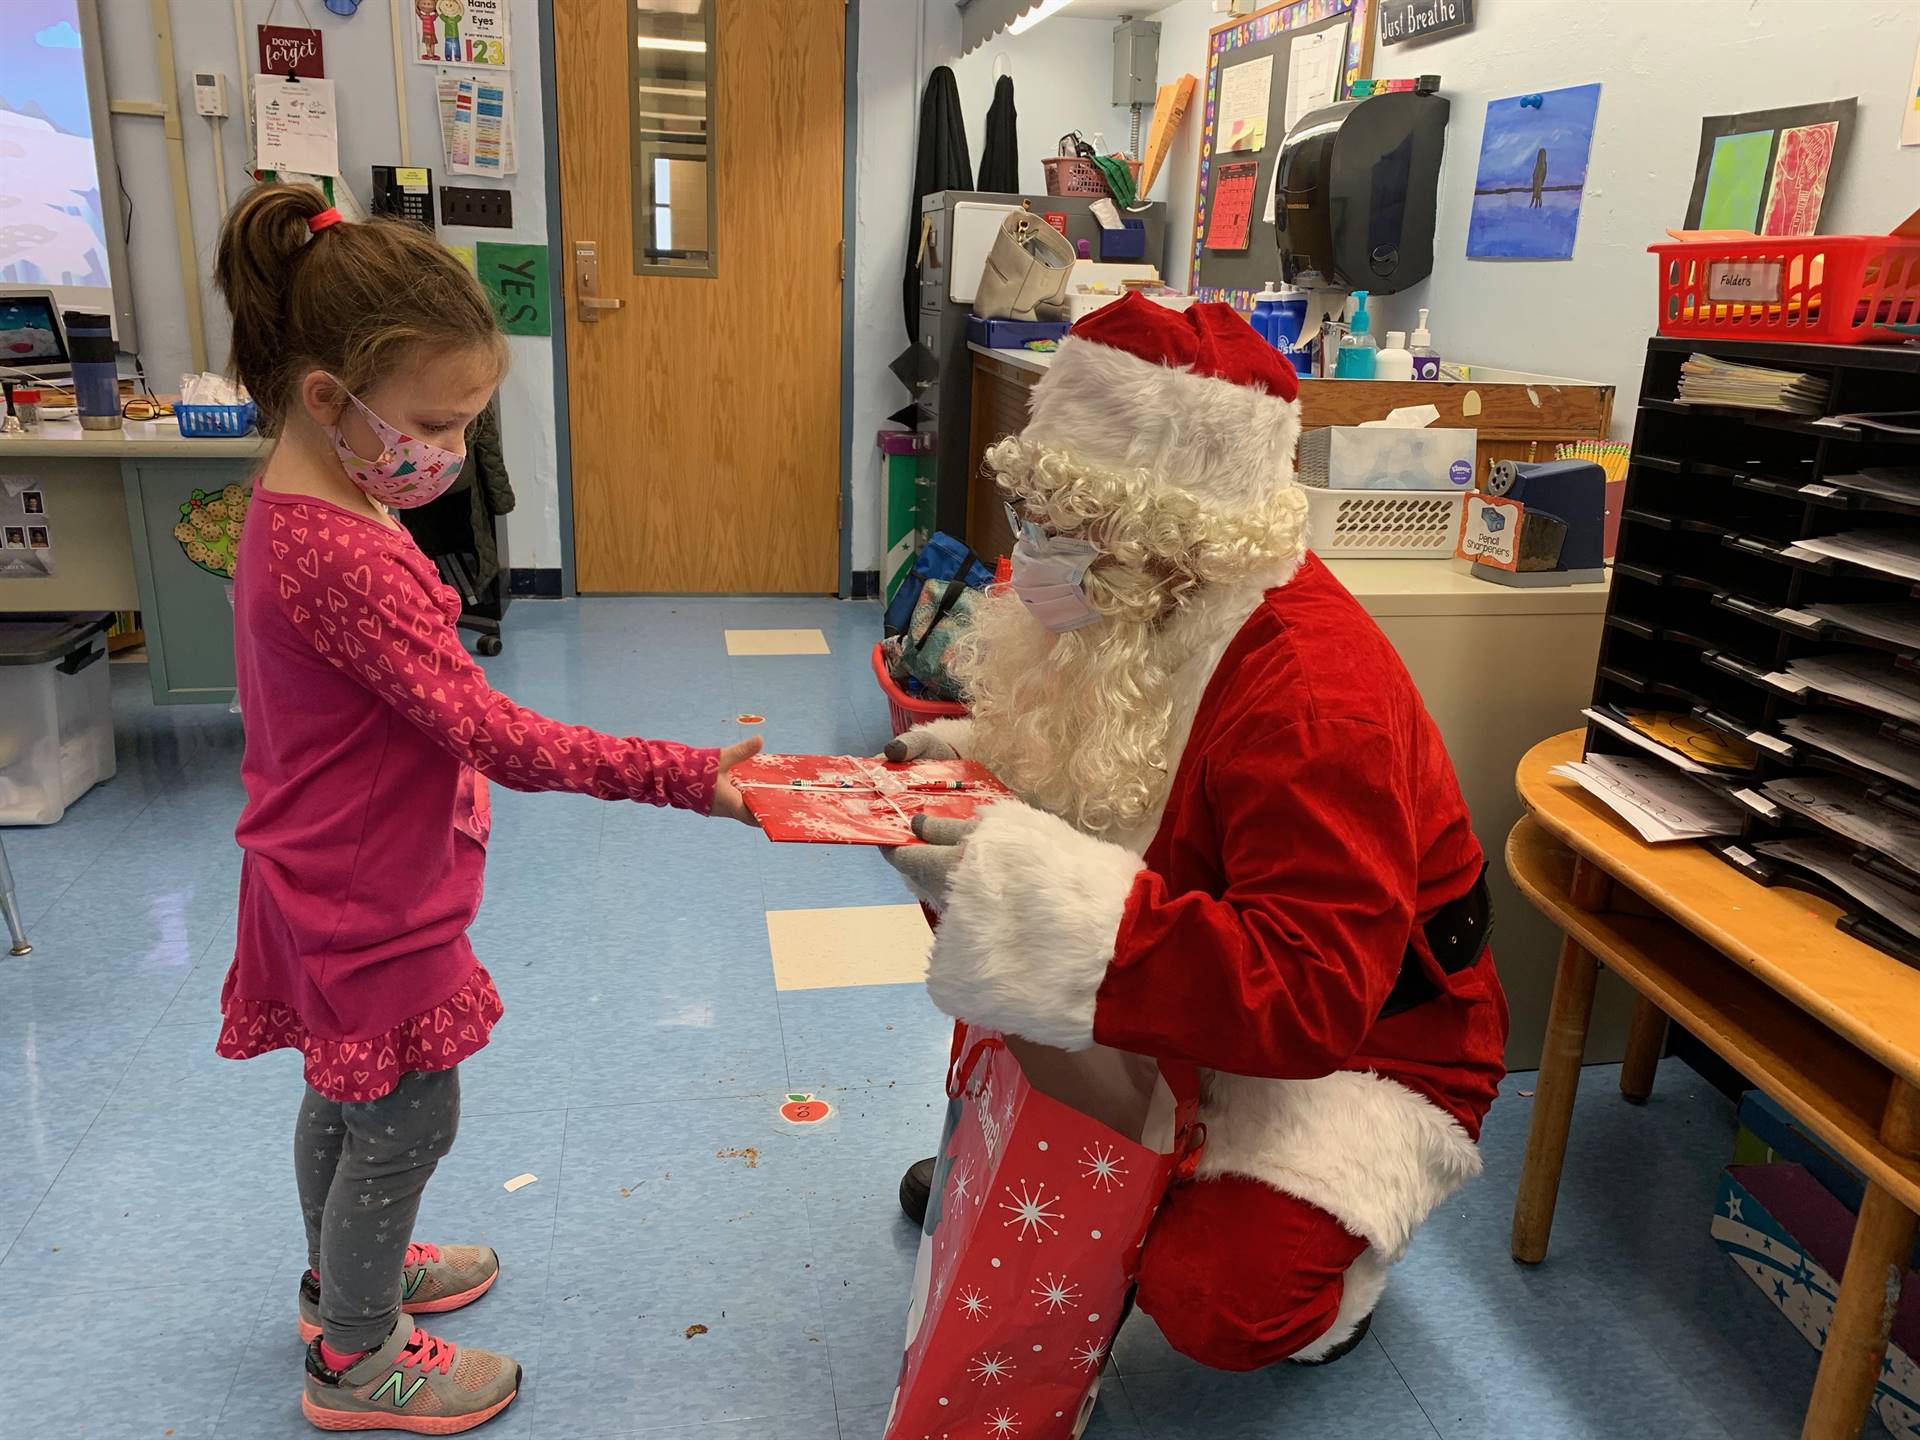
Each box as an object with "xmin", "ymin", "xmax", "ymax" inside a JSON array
[{"xmin": 712, "ymin": 736, "xmax": 765, "ymax": 826}]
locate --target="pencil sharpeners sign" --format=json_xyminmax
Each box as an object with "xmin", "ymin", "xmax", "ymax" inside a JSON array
[
  {"xmin": 476, "ymin": 242, "xmax": 550, "ymax": 337},
  {"xmin": 1379, "ymin": 0, "xmax": 1473, "ymax": 45},
  {"xmin": 1706, "ymin": 260, "xmax": 1783, "ymax": 305},
  {"xmin": 1456, "ymin": 493, "xmax": 1523, "ymax": 569}
]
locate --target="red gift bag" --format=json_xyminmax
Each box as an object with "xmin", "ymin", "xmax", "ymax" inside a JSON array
[{"xmin": 883, "ymin": 1027, "xmax": 1199, "ymax": 1440}]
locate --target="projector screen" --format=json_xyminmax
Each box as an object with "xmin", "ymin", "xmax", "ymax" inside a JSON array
[{"xmin": 0, "ymin": 0, "xmax": 138, "ymax": 349}]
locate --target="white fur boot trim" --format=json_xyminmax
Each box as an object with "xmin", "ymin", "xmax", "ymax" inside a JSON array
[
  {"xmin": 1288, "ymin": 1246, "xmax": 1388, "ymax": 1362},
  {"xmin": 1197, "ymin": 1069, "xmax": 1483, "ymax": 1261},
  {"xmin": 926, "ymin": 801, "xmax": 1145, "ymax": 1050}
]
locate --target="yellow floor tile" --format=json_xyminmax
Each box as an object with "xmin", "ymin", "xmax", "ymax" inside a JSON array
[
  {"xmin": 767, "ymin": 903, "xmax": 932, "ymax": 991},
  {"xmin": 725, "ymin": 628, "xmax": 830, "ymax": 657}
]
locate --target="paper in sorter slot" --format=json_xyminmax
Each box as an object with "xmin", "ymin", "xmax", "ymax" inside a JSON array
[
  {"xmin": 732, "ymin": 754, "xmax": 1012, "ymax": 846},
  {"xmin": 1551, "ymin": 752, "xmax": 1744, "ymax": 844}
]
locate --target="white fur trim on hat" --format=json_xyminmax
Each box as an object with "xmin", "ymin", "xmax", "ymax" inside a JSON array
[
  {"xmin": 925, "ymin": 800, "xmax": 1144, "ymax": 1050},
  {"xmin": 1023, "ymin": 335, "xmax": 1301, "ymax": 515},
  {"xmin": 1289, "ymin": 1245, "xmax": 1388, "ymax": 1362},
  {"xmin": 1197, "ymin": 1069, "xmax": 1483, "ymax": 1262}
]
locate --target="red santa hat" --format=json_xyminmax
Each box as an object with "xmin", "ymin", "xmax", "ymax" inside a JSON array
[{"xmin": 1017, "ymin": 292, "xmax": 1302, "ymax": 517}]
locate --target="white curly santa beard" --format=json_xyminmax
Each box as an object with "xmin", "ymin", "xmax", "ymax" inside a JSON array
[{"xmin": 950, "ymin": 578, "xmax": 1182, "ymax": 840}]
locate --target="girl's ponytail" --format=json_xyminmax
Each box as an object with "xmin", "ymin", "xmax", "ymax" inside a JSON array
[{"xmin": 212, "ymin": 181, "xmax": 504, "ymax": 434}]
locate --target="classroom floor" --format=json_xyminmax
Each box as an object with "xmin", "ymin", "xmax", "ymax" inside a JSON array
[{"xmin": 0, "ymin": 597, "xmax": 1859, "ymax": 1440}]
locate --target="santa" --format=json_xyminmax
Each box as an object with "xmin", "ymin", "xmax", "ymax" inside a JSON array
[{"xmin": 885, "ymin": 293, "xmax": 1510, "ymax": 1369}]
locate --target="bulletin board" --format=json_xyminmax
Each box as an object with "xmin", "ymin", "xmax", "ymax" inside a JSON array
[{"xmin": 1190, "ymin": 0, "xmax": 1376, "ymax": 310}]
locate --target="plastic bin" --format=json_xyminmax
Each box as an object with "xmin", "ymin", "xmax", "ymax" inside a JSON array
[
  {"xmin": 1650, "ymin": 236, "xmax": 1920, "ymax": 344},
  {"xmin": 175, "ymin": 400, "xmax": 258, "ymax": 437},
  {"xmin": 0, "ymin": 613, "xmax": 116, "ymax": 825},
  {"xmin": 873, "ymin": 641, "xmax": 966, "ymax": 739},
  {"xmin": 1301, "ymin": 487, "xmax": 1468, "ymax": 558}
]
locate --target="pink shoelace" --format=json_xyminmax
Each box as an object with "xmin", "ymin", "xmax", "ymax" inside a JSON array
[
  {"xmin": 404, "ymin": 1242, "xmax": 441, "ymax": 1267},
  {"xmin": 399, "ymin": 1327, "xmax": 459, "ymax": 1376}
]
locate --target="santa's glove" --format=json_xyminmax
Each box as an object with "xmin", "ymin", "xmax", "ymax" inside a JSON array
[
  {"xmin": 883, "ymin": 814, "xmax": 976, "ymax": 910},
  {"xmin": 884, "ymin": 727, "xmax": 960, "ymax": 764},
  {"xmin": 922, "ymin": 801, "xmax": 1147, "ymax": 1052}
]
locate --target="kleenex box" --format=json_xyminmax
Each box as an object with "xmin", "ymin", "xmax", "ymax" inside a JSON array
[{"xmin": 1296, "ymin": 424, "xmax": 1479, "ymax": 492}]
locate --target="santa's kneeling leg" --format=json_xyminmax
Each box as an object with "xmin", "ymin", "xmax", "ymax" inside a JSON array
[{"xmin": 1135, "ymin": 1173, "xmax": 1381, "ymax": 1370}]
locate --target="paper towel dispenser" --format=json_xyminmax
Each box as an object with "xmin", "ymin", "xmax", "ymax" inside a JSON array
[{"xmin": 1273, "ymin": 86, "xmax": 1450, "ymax": 295}]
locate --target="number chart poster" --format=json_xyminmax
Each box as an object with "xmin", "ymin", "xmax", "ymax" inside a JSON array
[{"xmin": 411, "ymin": 0, "xmax": 510, "ymax": 69}]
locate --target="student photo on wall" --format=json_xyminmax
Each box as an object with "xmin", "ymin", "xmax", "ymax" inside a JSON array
[
  {"xmin": 3, "ymin": 527, "xmax": 24, "ymax": 549},
  {"xmin": 22, "ymin": 491, "xmax": 44, "ymax": 515},
  {"xmin": 27, "ymin": 526, "xmax": 49, "ymax": 549}
]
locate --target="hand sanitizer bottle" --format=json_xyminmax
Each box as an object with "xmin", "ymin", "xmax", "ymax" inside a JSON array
[
  {"xmin": 1376, "ymin": 330, "xmax": 1414, "ymax": 381},
  {"xmin": 1411, "ymin": 308, "xmax": 1441, "ymax": 380},
  {"xmin": 1334, "ymin": 291, "xmax": 1377, "ymax": 379}
]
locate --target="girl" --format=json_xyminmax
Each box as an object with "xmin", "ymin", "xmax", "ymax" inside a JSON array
[{"xmin": 212, "ymin": 182, "xmax": 759, "ymax": 1434}]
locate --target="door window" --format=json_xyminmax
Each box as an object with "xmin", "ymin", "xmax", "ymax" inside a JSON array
[{"xmin": 630, "ymin": 0, "xmax": 716, "ymax": 276}]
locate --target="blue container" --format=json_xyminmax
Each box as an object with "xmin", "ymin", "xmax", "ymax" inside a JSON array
[
  {"xmin": 1098, "ymin": 219, "xmax": 1147, "ymax": 262},
  {"xmin": 966, "ymin": 315, "xmax": 1071, "ymax": 349},
  {"xmin": 1251, "ymin": 284, "xmax": 1307, "ymax": 352},
  {"xmin": 175, "ymin": 401, "xmax": 259, "ymax": 438}
]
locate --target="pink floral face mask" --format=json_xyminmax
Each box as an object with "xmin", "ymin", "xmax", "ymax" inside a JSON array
[{"xmin": 322, "ymin": 381, "xmax": 463, "ymax": 509}]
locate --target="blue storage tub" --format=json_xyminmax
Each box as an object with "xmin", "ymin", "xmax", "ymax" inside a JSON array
[
  {"xmin": 1099, "ymin": 218, "xmax": 1147, "ymax": 262},
  {"xmin": 175, "ymin": 401, "xmax": 259, "ymax": 438},
  {"xmin": 966, "ymin": 315, "xmax": 1071, "ymax": 349}
]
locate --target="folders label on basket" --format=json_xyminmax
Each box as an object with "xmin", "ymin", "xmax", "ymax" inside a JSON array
[{"xmin": 1707, "ymin": 260, "xmax": 1783, "ymax": 304}]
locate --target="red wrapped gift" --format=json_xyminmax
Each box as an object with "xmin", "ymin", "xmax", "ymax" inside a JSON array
[
  {"xmin": 732, "ymin": 753, "xmax": 1011, "ymax": 845},
  {"xmin": 884, "ymin": 1028, "xmax": 1199, "ymax": 1439}
]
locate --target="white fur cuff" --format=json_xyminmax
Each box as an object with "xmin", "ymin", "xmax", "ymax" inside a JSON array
[
  {"xmin": 915, "ymin": 718, "xmax": 975, "ymax": 758},
  {"xmin": 925, "ymin": 801, "xmax": 1145, "ymax": 1050}
]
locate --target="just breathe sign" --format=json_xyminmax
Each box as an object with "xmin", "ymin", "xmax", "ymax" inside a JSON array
[{"xmin": 1379, "ymin": 0, "xmax": 1473, "ymax": 45}]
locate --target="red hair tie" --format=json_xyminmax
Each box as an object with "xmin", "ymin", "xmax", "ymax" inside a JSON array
[{"xmin": 308, "ymin": 207, "xmax": 342, "ymax": 235}]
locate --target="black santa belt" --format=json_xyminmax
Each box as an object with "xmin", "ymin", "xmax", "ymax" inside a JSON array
[{"xmin": 1376, "ymin": 863, "xmax": 1493, "ymax": 1021}]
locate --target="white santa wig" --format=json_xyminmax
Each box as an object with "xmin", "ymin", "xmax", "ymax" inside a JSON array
[{"xmin": 954, "ymin": 295, "xmax": 1308, "ymax": 837}]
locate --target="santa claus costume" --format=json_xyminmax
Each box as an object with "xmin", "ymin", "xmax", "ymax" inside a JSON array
[{"xmin": 898, "ymin": 293, "xmax": 1509, "ymax": 1369}]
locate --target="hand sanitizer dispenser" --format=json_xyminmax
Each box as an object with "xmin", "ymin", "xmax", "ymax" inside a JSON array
[{"xmin": 1272, "ymin": 83, "xmax": 1450, "ymax": 295}]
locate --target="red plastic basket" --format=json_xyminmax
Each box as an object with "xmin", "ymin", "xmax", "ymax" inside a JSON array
[
  {"xmin": 872, "ymin": 641, "xmax": 966, "ymax": 738},
  {"xmin": 1651, "ymin": 235, "xmax": 1920, "ymax": 344}
]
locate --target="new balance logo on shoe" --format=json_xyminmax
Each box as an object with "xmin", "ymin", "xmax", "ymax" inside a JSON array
[{"xmin": 369, "ymin": 1370, "xmax": 428, "ymax": 1408}]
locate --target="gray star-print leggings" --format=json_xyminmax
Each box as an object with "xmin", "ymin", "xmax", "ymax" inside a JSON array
[{"xmin": 295, "ymin": 1067, "xmax": 461, "ymax": 1353}]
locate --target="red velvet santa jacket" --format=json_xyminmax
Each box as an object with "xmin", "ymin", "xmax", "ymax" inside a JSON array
[{"xmin": 923, "ymin": 555, "xmax": 1509, "ymax": 1260}]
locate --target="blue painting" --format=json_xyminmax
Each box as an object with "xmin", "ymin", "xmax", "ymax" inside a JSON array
[{"xmin": 1466, "ymin": 83, "xmax": 1603, "ymax": 261}]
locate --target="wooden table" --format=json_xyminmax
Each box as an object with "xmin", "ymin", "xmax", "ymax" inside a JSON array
[{"xmin": 1508, "ymin": 730, "xmax": 1920, "ymax": 1440}]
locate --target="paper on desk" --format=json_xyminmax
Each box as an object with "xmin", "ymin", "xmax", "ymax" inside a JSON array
[
  {"xmin": 1760, "ymin": 775, "xmax": 1920, "ymax": 858},
  {"xmin": 1754, "ymin": 835, "xmax": 1920, "ymax": 936},
  {"xmin": 1552, "ymin": 753, "xmax": 1744, "ymax": 842},
  {"xmin": 1778, "ymin": 712, "xmax": 1920, "ymax": 791},
  {"xmin": 1790, "ymin": 529, "xmax": 1920, "ymax": 585},
  {"xmin": 1358, "ymin": 405, "xmax": 1441, "ymax": 429},
  {"xmin": 1787, "ymin": 652, "xmax": 1920, "ymax": 725},
  {"xmin": 1582, "ymin": 708, "xmax": 1713, "ymax": 774}
]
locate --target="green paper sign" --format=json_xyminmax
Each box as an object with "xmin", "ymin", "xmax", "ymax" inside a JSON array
[{"xmin": 476, "ymin": 241, "xmax": 550, "ymax": 337}]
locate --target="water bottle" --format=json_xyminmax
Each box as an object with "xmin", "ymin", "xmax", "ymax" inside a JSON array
[{"xmin": 64, "ymin": 311, "xmax": 120, "ymax": 430}]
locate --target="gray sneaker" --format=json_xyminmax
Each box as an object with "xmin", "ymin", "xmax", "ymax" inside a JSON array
[
  {"xmin": 299, "ymin": 1244, "xmax": 501, "ymax": 1343},
  {"xmin": 302, "ymin": 1315, "xmax": 520, "ymax": 1434}
]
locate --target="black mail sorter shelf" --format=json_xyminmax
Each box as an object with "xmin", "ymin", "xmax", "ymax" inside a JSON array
[{"xmin": 1588, "ymin": 336, "xmax": 1920, "ymax": 966}]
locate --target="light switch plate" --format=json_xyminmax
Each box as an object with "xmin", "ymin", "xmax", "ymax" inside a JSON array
[{"xmin": 441, "ymin": 187, "xmax": 513, "ymax": 229}]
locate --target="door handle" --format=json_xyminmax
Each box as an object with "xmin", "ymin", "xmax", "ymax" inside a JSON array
[{"xmin": 573, "ymin": 241, "xmax": 624, "ymax": 323}]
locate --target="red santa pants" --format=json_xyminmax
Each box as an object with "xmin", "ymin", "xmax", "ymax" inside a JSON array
[{"xmin": 1135, "ymin": 1173, "xmax": 1371, "ymax": 1371}]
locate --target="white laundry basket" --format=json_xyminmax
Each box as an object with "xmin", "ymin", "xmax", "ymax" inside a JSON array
[
  {"xmin": 0, "ymin": 613, "xmax": 116, "ymax": 825},
  {"xmin": 1301, "ymin": 487, "xmax": 1468, "ymax": 558}
]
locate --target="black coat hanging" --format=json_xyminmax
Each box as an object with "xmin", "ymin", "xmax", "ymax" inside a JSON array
[
  {"xmin": 977, "ymin": 74, "xmax": 1019, "ymax": 193},
  {"xmin": 902, "ymin": 65, "xmax": 973, "ymax": 344}
]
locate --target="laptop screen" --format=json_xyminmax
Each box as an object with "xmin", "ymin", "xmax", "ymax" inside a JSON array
[{"xmin": 0, "ymin": 294, "xmax": 68, "ymax": 368}]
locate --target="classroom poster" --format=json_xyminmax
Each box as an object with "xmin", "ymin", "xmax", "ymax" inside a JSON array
[
  {"xmin": 412, "ymin": 0, "xmax": 511, "ymax": 70},
  {"xmin": 1206, "ymin": 160, "xmax": 1259, "ymax": 251},
  {"xmin": 1905, "ymin": 41, "xmax": 1920, "ymax": 148},
  {"xmin": 254, "ymin": 75, "xmax": 339, "ymax": 177},
  {"xmin": 438, "ymin": 71, "xmax": 515, "ymax": 175},
  {"xmin": 1683, "ymin": 99, "xmax": 1856, "ymax": 234},
  {"xmin": 1217, "ymin": 54, "xmax": 1274, "ymax": 153}
]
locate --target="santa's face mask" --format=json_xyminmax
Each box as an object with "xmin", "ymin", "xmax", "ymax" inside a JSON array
[
  {"xmin": 1007, "ymin": 504, "xmax": 1103, "ymax": 633},
  {"xmin": 322, "ymin": 380, "xmax": 464, "ymax": 510}
]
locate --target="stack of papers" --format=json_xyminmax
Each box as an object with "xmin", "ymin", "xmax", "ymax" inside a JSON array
[
  {"xmin": 1552, "ymin": 752, "xmax": 1745, "ymax": 843},
  {"xmin": 1786, "ymin": 653, "xmax": 1920, "ymax": 725},
  {"xmin": 1791, "ymin": 530, "xmax": 1920, "ymax": 585},
  {"xmin": 1754, "ymin": 835, "xmax": 1920, "ymax": 938},
  {"xmin": 1676, "ymin": 354, "xmax": 1830, "ymax": 415},
  {"xmin": 1788, "ymin": 602, "xmax": 1920, "ymax": 652},
  {"xmin": 1582, "ymin": 707, "xmax": 1760, "ymax": 774},
  {"xmin": 1823, "ymin": 468, "xmax": 1920, "ymax": 507},
  {"xmin": 1759, "ymin": 775, "xmax": 1920, "ymax": 861},
  {"xmin": 1778, "ymin": 712, "xmax": 1920, "ymax": 791}
]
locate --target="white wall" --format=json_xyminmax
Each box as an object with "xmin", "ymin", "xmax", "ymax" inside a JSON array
[
  {"xmin": 100, "ymin": 0, "xmax": 562, "ymax": 569},
  {"xmin": 1141, "ymin": 0, "xmax": 1920, "ymax": 426}
]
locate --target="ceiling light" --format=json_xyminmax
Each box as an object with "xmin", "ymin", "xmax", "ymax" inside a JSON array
[{"xmin": 1007, "ymin": 0, "xmax": 1076, "ymax": 34}]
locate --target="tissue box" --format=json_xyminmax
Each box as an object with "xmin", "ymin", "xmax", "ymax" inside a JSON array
[{"xmin": 1297, "ymin": 424, "xmax": 1479, "ymax": 492}]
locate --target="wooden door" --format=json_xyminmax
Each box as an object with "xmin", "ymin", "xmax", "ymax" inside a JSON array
[{"xmin": 555, "ymin": 1, "xmax": 844, "ymax": 593}]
